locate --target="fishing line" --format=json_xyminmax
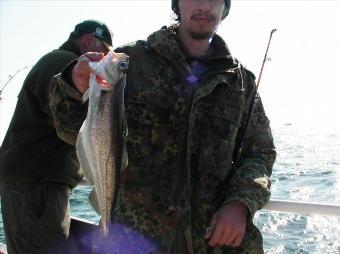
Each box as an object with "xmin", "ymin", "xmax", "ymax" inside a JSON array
[{"xmin": 0, "ymin": 66, "xmax": 32, "ymax": 101}]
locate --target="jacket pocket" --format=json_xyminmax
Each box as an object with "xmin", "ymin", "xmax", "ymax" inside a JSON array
[
  {"xmin": 202, "ymin": 101, "xmax": 242, "ymax": 124},
  {"xmin": 126, "ymin": 84, "xmax": 174, "ymax": 126},
  {"xmin": 199, "ymin": 99, "xmax": 243, "ymax": 138},
  {"xmin": 125, "ymin": 84, "xmax": 175, "ymax": 166},
  {"xmin": 195, "ymin": 97, "xmax": 244, "ymax": 181}
]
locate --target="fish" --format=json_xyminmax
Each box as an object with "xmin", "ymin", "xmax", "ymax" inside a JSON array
[{"xmin": 76, "ymin": 51, "xmax": 129, "ymax": 235}]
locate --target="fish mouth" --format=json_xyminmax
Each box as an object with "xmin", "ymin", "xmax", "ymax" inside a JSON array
[{"xmin": 96, "ymin": 76, "xmax": 112, "ymax": 89}]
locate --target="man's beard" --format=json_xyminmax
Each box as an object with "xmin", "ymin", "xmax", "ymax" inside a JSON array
[{"xmin": 188, "ymin": 29, "xmax": 214, "ymax": 40}]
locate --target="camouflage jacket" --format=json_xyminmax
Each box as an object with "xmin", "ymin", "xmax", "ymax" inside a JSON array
[{"xmin": 50, "ymin": 25, "xmax": 276, "ymax": 253}]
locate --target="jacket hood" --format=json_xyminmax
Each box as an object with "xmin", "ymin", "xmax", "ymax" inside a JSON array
[{"xmin": 146, "ymin": 25, "xmax": 238, "ymax": 71}]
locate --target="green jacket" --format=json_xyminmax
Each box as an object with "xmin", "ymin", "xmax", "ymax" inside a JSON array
[
  {"xmin": 0, "ymin": 40, "xmax": 84, "ymax": 188},
  {"xmin": 50, "ymin": 26, "xmax": 276, "ymax": 253}
]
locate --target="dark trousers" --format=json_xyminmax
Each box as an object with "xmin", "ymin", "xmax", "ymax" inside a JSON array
[{"xmin": 0, "ymin": 181, "xmax": 71, "ymax": 254}]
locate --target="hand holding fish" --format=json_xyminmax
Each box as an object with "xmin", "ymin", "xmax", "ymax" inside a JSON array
[
  {"xmin": 204, "ymin": 202, "xmax": 247, "ymax": 248},
  {"xmin": 72, "ymin": 52, "xmax": 105, "ymax": 93}
]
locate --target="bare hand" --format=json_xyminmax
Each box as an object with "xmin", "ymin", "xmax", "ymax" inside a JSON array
[
  {"xmin": 72, "ymin": 52, "xmax": 105, "ymax": 93},
  {"xmin": 204, "ymin": 202, "xmax": 247, "ymax": 248}
]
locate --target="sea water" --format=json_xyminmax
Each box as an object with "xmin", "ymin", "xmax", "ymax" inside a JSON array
[{"xmin": 1, "ymin": 124, "xmax": 339, "ymax": 253}]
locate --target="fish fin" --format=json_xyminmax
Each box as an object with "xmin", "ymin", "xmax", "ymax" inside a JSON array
[
  {"xmin": 121, "ymin": 142, "xmax": 128, "ymax": 170},
  {"xmin": 82, "ymin": 89, "xmax": 90, "ymax": 102},
  {"xmin": 89, "ymin": 188, "xmax": 101, "ymax": 215}
]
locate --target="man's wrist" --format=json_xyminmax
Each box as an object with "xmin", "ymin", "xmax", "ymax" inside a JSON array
[
  {"xmin": 223, "ymin": 201, "xmax": 250, "ymax": 222},
  {"xmin": 61, "ymin": 59, "xmax": 78, "ymax": 89}
]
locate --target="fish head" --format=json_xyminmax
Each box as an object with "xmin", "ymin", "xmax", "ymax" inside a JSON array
[
  {"xmin": 88, "ymin": 52, "xmax": 129, "ymax": 91},
  {"xmin": 105, "ymin": 52, "xmax": 129, "ymax": 85}
]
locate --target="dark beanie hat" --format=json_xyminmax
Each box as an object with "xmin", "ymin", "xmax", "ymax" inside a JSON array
[
  {"xmin": 172, "ymin": 0, "xmax": 231, "ymax": 20},
  {"xmin": 71, "ymin": 20, "xmax": 112, "ymax": 46}
]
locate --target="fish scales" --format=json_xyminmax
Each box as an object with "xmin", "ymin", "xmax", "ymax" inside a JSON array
[{"xmin": 76, "ymin": 51, "xmax": 129, "ymax": 235}]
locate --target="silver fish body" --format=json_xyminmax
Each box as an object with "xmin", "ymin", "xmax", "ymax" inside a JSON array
[{"xmin": 76, "ymin": 52, "xmax": 129, "ymax": 235}]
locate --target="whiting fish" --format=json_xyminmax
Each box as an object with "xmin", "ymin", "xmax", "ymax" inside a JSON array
[{"xmin": 76, "ymin": 51, "xmax": 129, "ymax": 235}]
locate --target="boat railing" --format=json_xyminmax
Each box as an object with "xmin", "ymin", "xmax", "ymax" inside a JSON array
[
  {"xmin": 0, "ymin": 200, "xmax": 339, "ymax": 254},
  {"xmin": 264, "ymin": 199, "xmax": 340, "ymax": 217}
]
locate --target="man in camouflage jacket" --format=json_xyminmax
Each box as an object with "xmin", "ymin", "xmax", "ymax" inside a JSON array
[{"xmin": 50, "ymin": 0, "xmax": 276, "ymax": 253}]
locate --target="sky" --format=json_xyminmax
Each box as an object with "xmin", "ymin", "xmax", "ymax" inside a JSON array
[{"xmin": 1, "ymin": 0, "xmax": 340, "ymax": 142}]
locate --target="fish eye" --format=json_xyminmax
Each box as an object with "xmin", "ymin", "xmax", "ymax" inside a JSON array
[{"xmin": 118, "ymin": 60, "xmax": 129, "ymax": 70}]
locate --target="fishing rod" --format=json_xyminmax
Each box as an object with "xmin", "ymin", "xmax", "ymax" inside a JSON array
[
  {"xmin": 213, "ymin": 29, "xmax": 278, "ymax": 212},
  {"xmin": 212, "ymin": 28, "xmax": 278, "ymax": 212},
  {"xmin": 0, "ymin": 66, "xmax": 31, "ymax": 101},
  {"xmin": 233, "ymin": 28, "xmax": 277, "ymax": 167},
  {"xmin": 256, "ymin": 29, "xmax": 277, "ymax": 91}
]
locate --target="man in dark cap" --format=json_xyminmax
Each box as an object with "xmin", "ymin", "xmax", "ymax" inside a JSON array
[
  {"xmin": 0, "ymin": 19, "xmax": 112, "ymax": 254},
  {"xmin": 51, "ymin": 0, "xmax": 276, "ymax": 253}
]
